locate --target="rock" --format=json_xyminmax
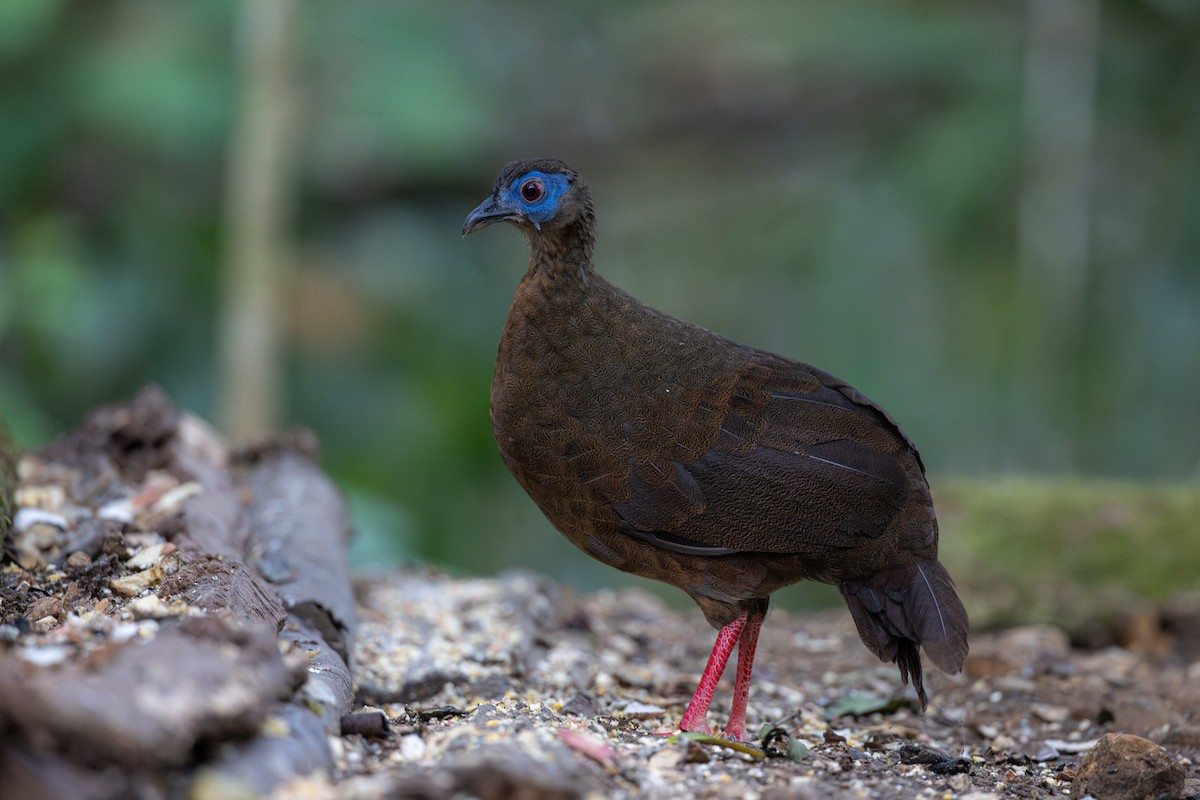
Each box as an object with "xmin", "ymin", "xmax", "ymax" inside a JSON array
[
  {"xmin": 964, "ymin": 624, "xmax": 1071, "ymax": 679},
  {"xmin": 1029, "ymin": 702, "xmax": 1070, "ymax": 723},
  {"xmin": 446, "ymin": 745, "xmax": 595, "ymax": 800},
  {"xmin": 762, "ymin": 780, "xmax": 820, "ymax": 800},
  {"xmin": 1073, "ymin": 732, "xmax": 1184, "ymax": 800},
  {"xmin": 947, "ymin": 772, "xmax": 971, "ymax": 792}
]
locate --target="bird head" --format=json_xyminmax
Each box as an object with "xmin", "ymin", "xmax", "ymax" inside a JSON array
[{"xmin": 462, "ymin": 159, "xmax": 592, "ymax": 238}]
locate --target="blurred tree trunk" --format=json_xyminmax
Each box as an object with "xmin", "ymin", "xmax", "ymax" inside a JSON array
[
  {"xmin": 0, "ymin": 419, "xmax": 15, "ymax": 543},
  {"xmin": 218, "ymin": 0, "xmax": 299, "ymax": 442},
  {"xmin": 1010, "ymin": 0, "xmax": 1100, "ymax": 467}
]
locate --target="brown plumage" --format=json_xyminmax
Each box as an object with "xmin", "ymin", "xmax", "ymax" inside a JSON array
[{"xmin": 463, "ymin": 158, "xmax": 969, "ymax": 740}]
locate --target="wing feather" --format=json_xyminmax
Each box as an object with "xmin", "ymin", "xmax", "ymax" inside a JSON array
[{"xmin": 610, "ymin": 361, "xmax": 919, "ymax": 556}]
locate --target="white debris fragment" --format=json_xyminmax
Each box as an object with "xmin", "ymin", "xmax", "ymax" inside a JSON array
[
  {"xmin": 13, "ymin": 508, "xmax": 69, "ymax": 532},
  {"xmin": 98, "ymin": 498, "xmax": 135, "ymax": 523},
  {"xmin": 18, "ymin": 645, "xmax": 73, "ymax": 666},
  {"xmin": 126, "ymin": 542, "xmax": 177, "ymax": 570},
  {"xmin": 151, "ymin": 482, "xmax": 203, "ymax": 513}
]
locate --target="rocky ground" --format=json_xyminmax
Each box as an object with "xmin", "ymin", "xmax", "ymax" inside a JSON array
[
  {"xmin": 1, "ymin": 392, "xmax": 1198, "ymax": 799},
  {"xmin": 290, "ymin": 569, "xmax": 1198, "ymax": 800}
]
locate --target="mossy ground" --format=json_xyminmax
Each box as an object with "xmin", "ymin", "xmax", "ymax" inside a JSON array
[{"xmin": 935, "ymin": 476, "xmax": 1200, "ymax": 638}]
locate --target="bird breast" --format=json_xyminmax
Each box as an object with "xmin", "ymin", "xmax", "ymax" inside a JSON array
[{"xmin": 490, "ymin": 277, "xmax": 726, "ymax": 527}]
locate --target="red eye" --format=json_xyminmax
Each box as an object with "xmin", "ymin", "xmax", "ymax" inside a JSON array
[{"xmin": 520, "ymin": 178, "xmax": 545, "ymax": 203}]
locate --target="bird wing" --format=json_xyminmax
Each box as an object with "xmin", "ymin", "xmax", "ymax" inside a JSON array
[{"xmin": 609, "ymin": 360, "xmax": 922, "ymax": 556}]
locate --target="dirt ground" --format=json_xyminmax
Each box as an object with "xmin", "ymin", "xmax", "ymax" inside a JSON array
[{"xmin": 290, "ymin": 569, "xmax": 1200, "ymax": 800}]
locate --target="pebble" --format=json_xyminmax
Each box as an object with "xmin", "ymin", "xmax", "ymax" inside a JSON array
[
  {"xmin": 647, "ymin": 746, "xmax": 684, "ymax": 771},
  {"xmin": 126, "ymin": 542, "xmax": 177, "ymax": 570},
  {"xmin": 398, "ymin": 734, "xmax": 426, "ymax": 760},
  {"xmin": 1029, "ymin": 702, "xmax": 1069, "ymax": 723},
  {"xmin": 1044, "ymin": 737, "xmax": 1098, "ymax": 754},
  {"xmin": 946, "ymin": 772, "xmax": 971, "ymax": 792},
  {"xmin": 129, "ymin": 594, "xmax": 184, "ymax": 620},
  {"xmin": 1022, "ymin": 740, "xmax": 1060, "ymax": 762},
  {"xmin": 14, "ymin": 484, "xmax": 66, "ymax": 510},
  {"xmin": 1073, "ymin": 732, "xmax": 1184, "ymax": 800},
  {"xmin": 25, "ymin": 596, "xmax": 63, "ymax": 621},
  {"xmin": 619, "ymin": 701, "xmax": 666, "ymax": 719},
  {"xmin": 110, "ymin": 564, "xmax": 170, "ymax": 597}
]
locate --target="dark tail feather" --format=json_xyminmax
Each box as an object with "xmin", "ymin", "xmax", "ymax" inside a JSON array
[{"xmin": 838, "ymin": 558, "xmax": 969, "ymax": 711}]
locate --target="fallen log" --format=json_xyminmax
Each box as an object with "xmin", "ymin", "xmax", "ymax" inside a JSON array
[{"xmin": 0, "ymin": 387, "xmax": 357, "ymax": 798}]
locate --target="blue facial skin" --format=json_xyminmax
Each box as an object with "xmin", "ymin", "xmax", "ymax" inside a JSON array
[{"xmin": 502, "ymin": 171, "xmax": 572, "ymax": 229}]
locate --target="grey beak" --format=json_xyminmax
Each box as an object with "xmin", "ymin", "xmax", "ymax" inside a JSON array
[{"xmin": 462, "ymin": 196, "xmax": 516, "ymax": 237}]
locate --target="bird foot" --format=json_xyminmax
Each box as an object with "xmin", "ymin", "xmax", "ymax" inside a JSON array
[
  {"xmin": 677, "ymin": 720, "xmax": 712, "ymax": 737},
  {"xmin": 723, "ymin": 723, "xmax": 750, "ymax": 743},
  {"xmin": 678, "ymin": 720, "xmax": 758, "ymax": 743}
]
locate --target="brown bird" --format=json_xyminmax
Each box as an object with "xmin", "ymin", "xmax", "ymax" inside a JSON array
[{"xmin": 463, "ymin": 159, "xmax": 968, "ymax": 740}]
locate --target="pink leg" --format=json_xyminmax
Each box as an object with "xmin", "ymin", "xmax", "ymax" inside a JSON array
[
  {"xmin": 723, "ymin": 608, "xmax": 764, "ymax": 741},
  {"xmin": 678, "ymin": 612, "xmax": 747, "ymax": 735}
]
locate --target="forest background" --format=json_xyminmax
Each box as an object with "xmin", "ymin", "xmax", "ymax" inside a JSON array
[{"xmin": 1, "ymin": 1, "xmax": 1197, "ymax": 614}]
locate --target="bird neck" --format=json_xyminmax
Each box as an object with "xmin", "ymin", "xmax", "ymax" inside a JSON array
[{"xmin": 523, "ymin": 218, "xmax": 596, "ymax": 294}]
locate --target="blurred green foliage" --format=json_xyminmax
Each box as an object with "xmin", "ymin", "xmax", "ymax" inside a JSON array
[{"xmin": 1, "ymin": 2, "xmax": 1197, "ymax": 604}]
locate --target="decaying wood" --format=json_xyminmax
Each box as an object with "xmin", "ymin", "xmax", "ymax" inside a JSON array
[
  {"xmin": 0, "ymin": 615, "xmax": 298, "ymax": 768},
  {"xmin": 0, "ymin": 387, "xmax": 357, "ymax": 798},
  {"xmin": 237, "ymin": 443, "xmax": 356, "ymax": 659}
]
